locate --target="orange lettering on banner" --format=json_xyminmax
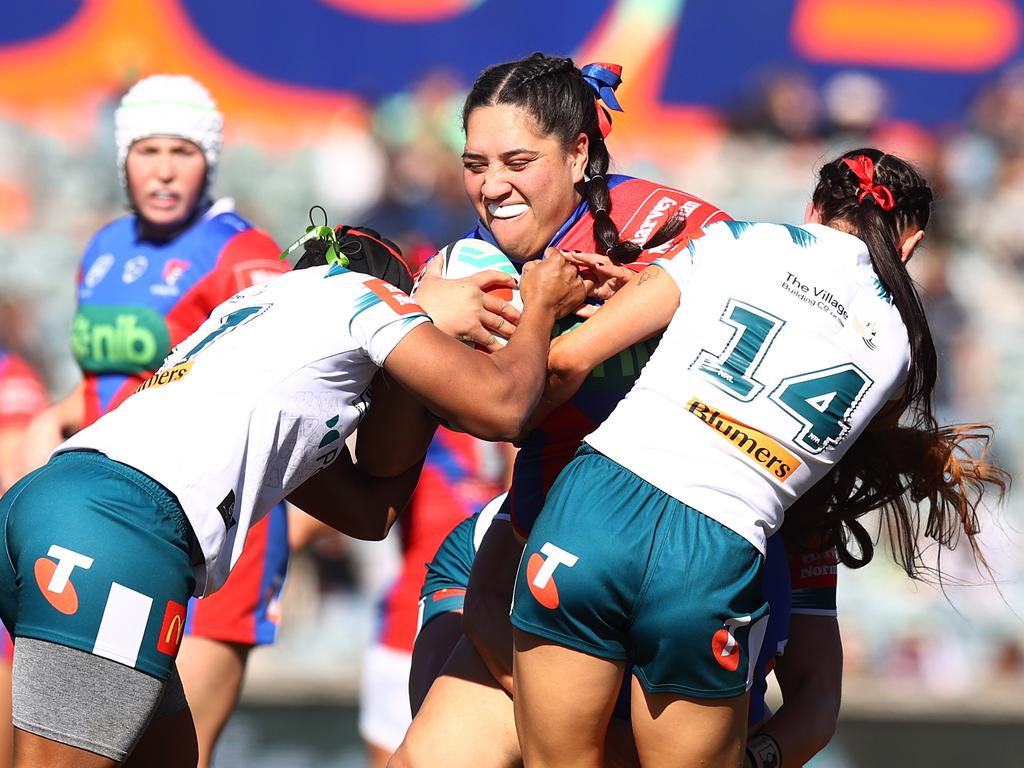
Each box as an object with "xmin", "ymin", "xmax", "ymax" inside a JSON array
[
  {"xmin": 318, "ymin": 0, "xmax": 478, "ymax": 22},
  {"xmin": 792, "ymin": 0, "xmax": 1022, "ymax": 72}
]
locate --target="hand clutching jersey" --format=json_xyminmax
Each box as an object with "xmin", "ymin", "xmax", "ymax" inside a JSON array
[{"xmin": 59, "ymin": 266, "xmax": 430, "ymax": 596}]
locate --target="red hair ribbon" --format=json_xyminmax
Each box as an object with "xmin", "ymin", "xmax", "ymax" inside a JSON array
[
  {"xmin": 842, "ymin": 155, "xmax": 895, "ymax": 211},
  {"xmin": 581, "ymin": 62, "xmax": 623, "ymax": 138}
]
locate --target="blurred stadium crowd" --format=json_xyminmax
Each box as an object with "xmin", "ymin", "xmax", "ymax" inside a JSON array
[{"xmin": 1, "ymin": 63, "xmax": 1022, "ymax": 705}]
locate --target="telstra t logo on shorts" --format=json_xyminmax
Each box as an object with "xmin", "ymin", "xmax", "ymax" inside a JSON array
[
  {"xmin": 526, "ymin": 542, "xmax": 578, "ymax": 609},
  {"xmin": 34, "ymin": 545, "xmax": 94, "ymax": 615},
  {"xmin": 711, "ymin": 615, "xmax": 751, "ymax": 672}
]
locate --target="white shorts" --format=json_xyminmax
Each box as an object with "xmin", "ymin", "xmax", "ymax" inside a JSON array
[{"xmin": 359, "ymin": 643, "xmax": 413, "ymax": 751}]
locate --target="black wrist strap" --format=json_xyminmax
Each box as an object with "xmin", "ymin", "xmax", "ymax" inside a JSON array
[{"xmin": 746, "ymin": 732, "xmax": 782, "ymax": 768}]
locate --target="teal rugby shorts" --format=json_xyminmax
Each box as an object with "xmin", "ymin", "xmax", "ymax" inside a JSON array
[
  {"xmin": 0, "ymin": 450, "xmax": 199, "ymax": 681},
  {"xmin": 510, "ymin": 444, "xmax": 769, "ymax": 699},
  {"xmin": 418, "ymin": 512, "xmax": 479, "ymax": 631},
  {"xmin": 417, "ymin": 492, "xmax": 507, "ymax": 632}
]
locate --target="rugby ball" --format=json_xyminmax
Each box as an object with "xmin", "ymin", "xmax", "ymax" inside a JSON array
[{"xmin": 416, "ymin": 238, "xmax": 523, "ymax": 348}]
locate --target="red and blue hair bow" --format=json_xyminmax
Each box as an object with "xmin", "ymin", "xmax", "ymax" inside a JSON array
[{"xmin": 581, "ymin": 62, "xmax": 623, "ymax": 137}]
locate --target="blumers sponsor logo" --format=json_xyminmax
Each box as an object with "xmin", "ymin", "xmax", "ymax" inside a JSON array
[
  {"xmin": 711, "ymin": 615, "xmax": 752, "ymax": 672},
  {"xmin": 157, "ymin": 600, "xmax": 187, "ymax": 656},
  {"xmin": 122, "ymin": 255, "xmax": 149, "ymax": 284},
  {"xmin": 781, "ymin": 272, "xmax": 848, "ymax": 325},
  {"xmin": 526, "ymin": 542, "xmax": 578, "ymax": 609},
  {"xmin": 136, "ymin": 362, "xmax": 193, "ymax": 392},
  {"xmin": 34, "ymin": 545, "xmax": 94, "ymax": 615},
  {"xmin": 83, "ymin": 253, "xmax": 115, "ymax": 288},
  {"xmin": 685, "ymin": 398, "xmax": 801, "ymax": 481}
]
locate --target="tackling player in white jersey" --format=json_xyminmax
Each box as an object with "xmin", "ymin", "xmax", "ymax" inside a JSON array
[
  {"xmin": 508, "ymin": 149, "xmax": 1006, "ymax": 768},
  {"xmin": 0, "ymin": 236, "xmax": 584, "ymax": 767}
]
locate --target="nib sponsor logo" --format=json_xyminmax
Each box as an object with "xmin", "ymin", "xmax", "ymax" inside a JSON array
[
  {"xmin": 526, "ymin": 542, "xmax": 579, "ymax": 609},
  {"xmin": 34, "ymin": 545, "xmax": 94, "ymax": 615}
]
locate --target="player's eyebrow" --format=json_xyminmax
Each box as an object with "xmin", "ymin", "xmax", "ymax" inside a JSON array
[{"xmin": 462, "ymin": 148, "xmax": 539, "ymax": 161}]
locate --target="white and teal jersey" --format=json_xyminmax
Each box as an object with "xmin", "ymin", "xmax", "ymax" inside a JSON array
[
  {"xmin": 59, "ymin": 265, "xmax": 430, "ymax": 596},
  {"xmin": 586, "ymin": 222, "xmax": 910, "ymax": 553}
]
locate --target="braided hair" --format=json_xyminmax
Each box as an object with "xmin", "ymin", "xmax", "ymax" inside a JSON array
[
  {"xmin": 784, "ymin": 149, "xmax": 1009, "ymax": 582},
  {"xmin": 462, "ymin": 53, "xmax": 683, "ymax": 262}
]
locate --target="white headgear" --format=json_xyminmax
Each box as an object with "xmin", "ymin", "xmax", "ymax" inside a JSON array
[{"xmin": 114, "ymin": 74, "xmax": 224, "ymax": 192}]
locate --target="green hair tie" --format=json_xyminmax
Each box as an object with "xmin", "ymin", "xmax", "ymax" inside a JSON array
[{"xmin": 279, "ymin": 206, "xmax": 350, "ymax": 267}]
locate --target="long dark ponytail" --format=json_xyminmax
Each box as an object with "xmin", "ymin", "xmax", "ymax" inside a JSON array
[
  {"xmin": 462, "ymin": 52, "xmax": 684, "ymax": 262},
  {"xmin": 812, "ymin": 149, "xmax": 936, "ymax": 413},
  {"xmin": 786, "ymin": 149, "xmax": 1010, "ymax": 580}
]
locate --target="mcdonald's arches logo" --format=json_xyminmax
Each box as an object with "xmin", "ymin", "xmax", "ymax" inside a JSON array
[{"xmin": 157, "ymin": 600, "xmax": 187, "ymax": 656}]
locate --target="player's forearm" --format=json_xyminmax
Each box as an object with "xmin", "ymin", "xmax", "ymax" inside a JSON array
[
  {"xmin": 512, "ymin": 333, "xmax": 595, "ymax": 441},
  {"xmin": 355, "ymin": 373, "xmax": 439, "ymax": 478},
  {"xmin": 749, "ymin": 694, "xmax": 839, "ymax": 768},
  {"xmin": 439, "ymin": 303, "xmax": 557, "ymax": 441},
  {"xmin": 756, "ymin": 615, "xmax": 843, "ymax": 767},
  {"xmin": 288, "ymin": 448, "xmax": 423, "ymax": 540}
]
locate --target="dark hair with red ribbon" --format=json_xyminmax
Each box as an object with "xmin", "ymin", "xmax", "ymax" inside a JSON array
[
  {"xmin": 461, "ymin": 52, "xmax": 683, "ymax": 262},
  {"xmin": 794, "ymin": 149, "xmax": 1007, "ymax": 585},
  {"xmin": 842, "ymin": 154, "xmax": 896, "ymax": 211}
]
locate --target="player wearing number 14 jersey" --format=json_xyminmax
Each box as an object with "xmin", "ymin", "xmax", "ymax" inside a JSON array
[{"xmin": 510, "ymin": 150, "xmax": 1007, "ymax": 767}]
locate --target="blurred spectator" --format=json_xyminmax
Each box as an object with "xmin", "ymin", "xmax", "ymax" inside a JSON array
[{"xmin": 0, "ymin": 343, "xmax": 48, "ymax": 491}]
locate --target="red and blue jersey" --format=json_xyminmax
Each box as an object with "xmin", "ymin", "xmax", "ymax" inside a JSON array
[
  {"xmin": 374, "ymin": 428, "xmax": 507, "ymax": 652},
  {"xmin": 468, "ymin": 174, "xmax": 730, "ymax": 536},
  {"xmin": 74, "ymin": 201, "xmax": 289, "ymax": 425},
  {"xmin": 74, "ymin": 200, "xmax": 291, "ymax": 646}
]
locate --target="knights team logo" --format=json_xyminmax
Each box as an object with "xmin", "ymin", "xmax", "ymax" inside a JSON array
[
  {"xmin": 152, "ymin": 258, "xmax": 192, "ymax": 296},
  {"xmin": 711, "ymin": 615, "xmax": 752, "ymax": 672},
  {"xmin": 525, "ymin": 542, "xmax": 578, "ymax": 610},
  {"xmin": 161, "ymin": 258, "xmax": 190, "ymax": 287},
  {"xmin": 34, "ymin": 545, "xmax": 94, "ymax": 615}
]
